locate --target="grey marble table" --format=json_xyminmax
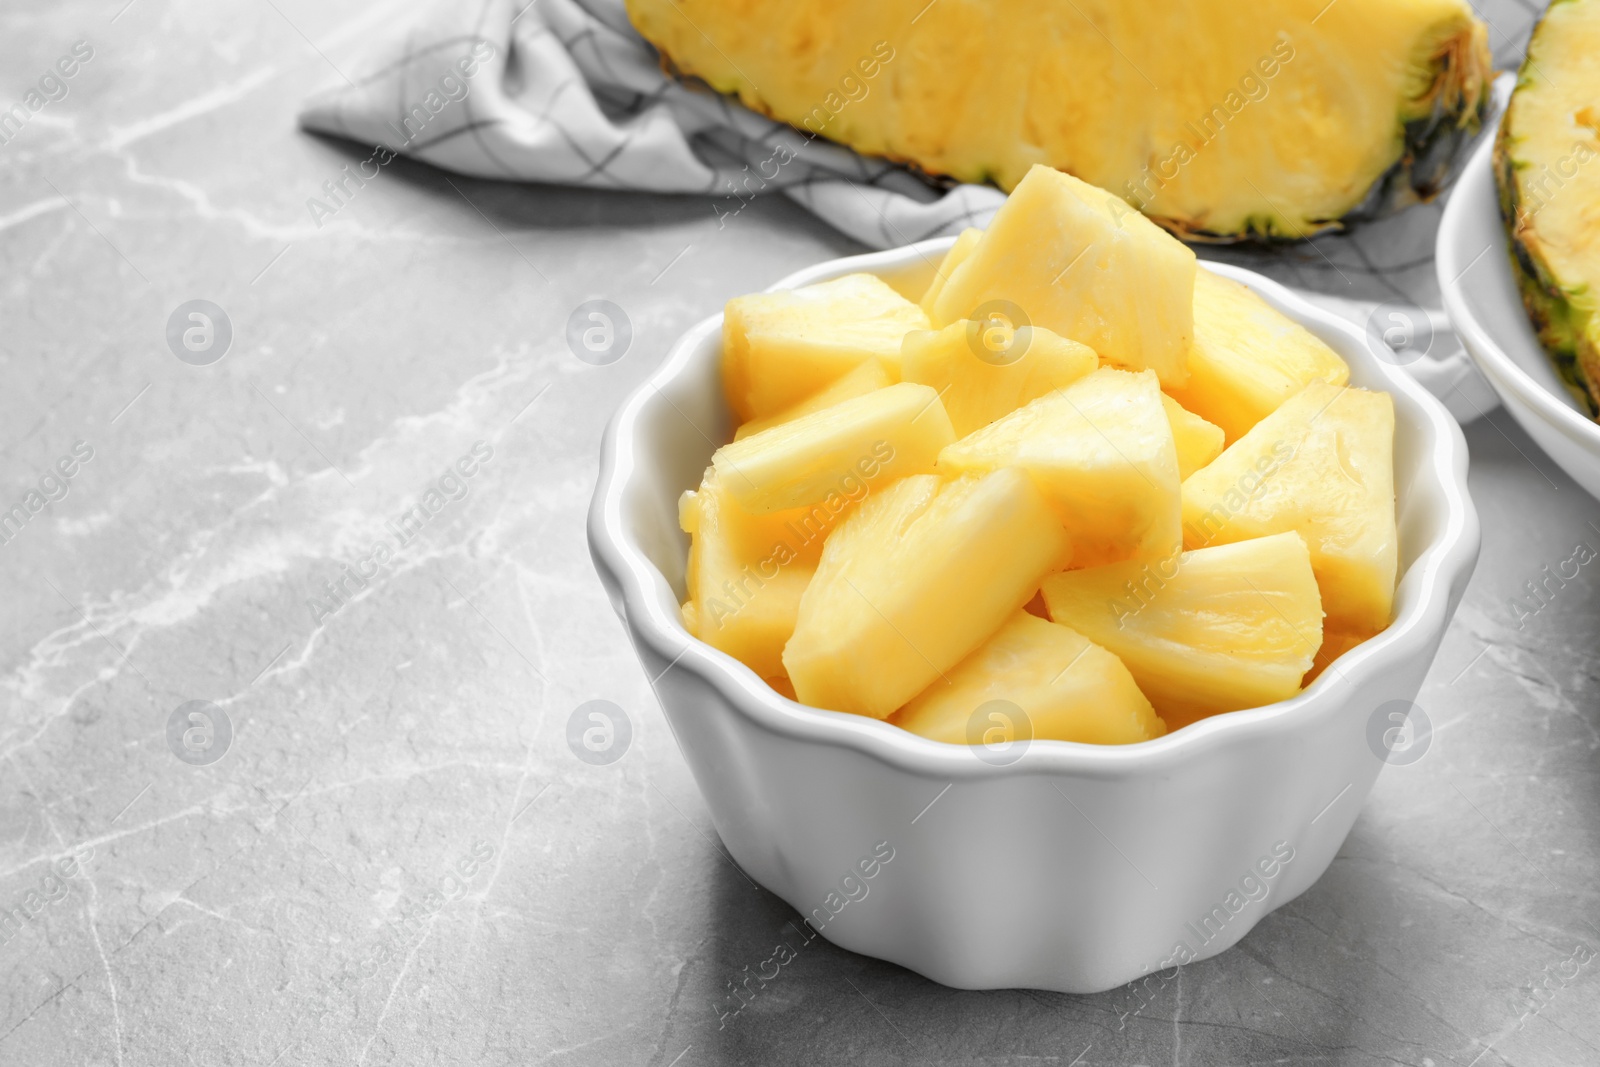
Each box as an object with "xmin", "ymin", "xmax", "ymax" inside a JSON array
[{"xmin": 2, "ymin": 2, "xmax": 1597, "ymax": 1065}]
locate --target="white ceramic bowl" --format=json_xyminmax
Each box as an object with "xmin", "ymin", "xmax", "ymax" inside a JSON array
[
  {"xmin": 588, "ymin": 241, "xmax": 1480, "ymax": 994},
  {"xmin": 1439, "ymin": 132, "xmax": 1600, "ymax": 498}
]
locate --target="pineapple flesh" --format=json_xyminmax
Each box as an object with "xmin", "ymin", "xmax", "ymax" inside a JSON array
[
  {"xmin": 680, "ymin": 471, "xmax": 823, "ymax": 678},
  {"xmin": 723, "ymin": 273, "xmax": 928, "ymax": 422},
  {"xmin": 1041, "ymin": 531, "xmax": 1324, "ymax": 729},
  {"xmin": 712, "ymin": 381, "xmax": 955, "ymax": 514},
  {"xmin": 892, "ymin": 611, "xmax": 1166, "ymax": 745},
  {"xmin": 931, "ymin": 166, "xmax": 1196, "ymax": 386},
  {"xmin": 937, "ymin": 367, "xmax": 1181, "ymax": 568},
  {"xmin": 1305, "ymin": 628, "xmax": 1376, "ymax": 686},
  {"xmin": 625, "ymin": 0, "xmax": 1491, "ymax": 240},
  {"xmin": 920, "ymin": 227, "xmax": 983, "ymax": 316},
  {"xmin": 680, "ymin": 108, "xmax": 1403, "ymax": 739},
  {"xmin": 901, "ymin": 320, "xmax": 1097, "ymax": 438},
  {"xmin": 1494, "ymin": 0, "xmax": 1600, "ymax": 415},
  {"xmin": 734, "ymin": 359, "xmax": 893, "ymax": 441},
  {"xmin": 1167, "ymin": 269, "xmax": 1351, "ymax": 443},
  {"xmin": 783, "ymin": 470, "xmax": 1069, "ymax": 718},
  {"xmin": 1181, "ymin": 380, "xmax": 1397, "ymax": 634},
  {"xmin": 1161, "ymin": 393, "xmax": 1226, "ymax": 480}
]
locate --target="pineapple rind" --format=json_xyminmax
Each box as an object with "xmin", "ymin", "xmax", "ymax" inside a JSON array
[{"xmin": 1493, "ymin": 0, "xmax": 1600, "ymax": 417}]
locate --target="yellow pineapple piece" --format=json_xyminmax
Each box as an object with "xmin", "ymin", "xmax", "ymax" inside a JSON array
[
  {"xmin": 784, "ymin": 469, "xmax": 1069, "ymax": 718},
  {"xmin": 937, "ymin": 367, "xmax": 1180, "ymax": 567},
  {"xmin": 1304, "ymin": 628, "xmax": 1375, "ymax": 686},
  {"xmin": 892, "ymin": 611, "xmax": 1166, "ymax": 745},
  {"xmin": 1041, "ymin": 531, "xmax": 1324, "ymax": 729},
  {"xmin": 1162, "ymin": 394, "xmax": 1225, "ymax": 480},
  {"xmin": 680, "ymin": 471, "xmax": 822, "ymax": 677},
  {"xmin": 1167, "ymin": 270, "xmax": 1351, "ymax": 443},
  {"xmin": 1181, "ymin": 380, "xmax": 1396, "ymax": 633},
  {"xmin": 930, "ymin": 165, "xmax": 1196, "ymax": 387},
  {"xmin": 901, "ymin": 320, "xmax": 1098, "ymax": 438},
  {"xmin": 723, "ymin": 273, "xmax": 929, "ymax": 421},
  {"xmin": 712, "ymin": 381, "xmax": 955, "ymax": 515},
  {"xmin": 734, "ymin": 359, "xmax": 894, "ymax": 441},
  {"xmin": 920, "ymin": 227, "xmax": 983, "ymax": 316}
]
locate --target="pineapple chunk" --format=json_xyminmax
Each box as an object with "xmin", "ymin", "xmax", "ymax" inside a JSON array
[
  {"xmin": 930, "ymin": 165, "xmax": 1196, "ymax": 387},
  {"xmin": 1167, "ymin": 270, "xmax": 1351, "ymax": 443},
  {"xmin": 723, "ymin": 273, "xmax": 929, "ymax": 421},
  {"xmin": 712, "ymin": 382, "xmax": 955, "ymax": 515},
  {"xmin": 892, "ymin": 612, "xmax": 1166, "ymax": 745},
  {"xmin": 920, "ymin": 227, "xmax": 983, "ymax": 316},
  {"xmin": 680, "ymin": 472, "xmax": 823, "ymax": 677},
  {"xmin": 696, "ymin": 565, "xmax": 815, "ymax": 679},
  {"xmin": 1181, "ymin": 380, "xmax": 1397, "ymax": 633},
  {"xmin": 1304, "ymin": 628, "xmax": 1375, "ymax": 686},
  {"xmin": 1041, "ymin": 532, "xmax": 1323, "ymax": 729},
  {"xmin": 784, "ymin": 470, "xmax": 1069, "ymax": 718},
  {"xmin": 1162, "ymin": 394, "xmax": 1225, "ymax": 480},
  {"xmin": 937, "ymin": 367, "xmax": 1180, "ymax": 567},
  {"xmin": 901, "ymin": 320, "xmax": 1098, "ymax": 438},
  {"xmin": 734, "ymin": 359, "xmax": 894, "ymax": 441}
]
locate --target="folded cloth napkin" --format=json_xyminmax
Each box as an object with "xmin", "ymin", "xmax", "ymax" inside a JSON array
[
  {"xmin": 298, "ymin": 0, "xmax": 1496, "ymax": 421},
  {"xmin": 298, "ymin": 0, "xmax": 1006, "ymax": 246}
]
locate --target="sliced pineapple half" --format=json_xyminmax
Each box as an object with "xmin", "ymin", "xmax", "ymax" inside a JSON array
[
  {"xmin": 784, "ymin": 469, "xmax": 1068, "ymax": 718},
  {"xmin": 1167, "ymin": 269, "xmax": 1351, "ymax": 443},
  {"xmin": 929, "ymin": 166, "xmax": 1196, "ymax": 387},
  {"xmin": 1161, "ymin": 393, "xmax": 1225, "ymax": 480},
  {"xmin": 723, "ymin": 273, "xmax": 929, "ymax": 421},
  {"xmin": 920, "ymin": 227, "xmax": 982, "ymax": 316},
  {"xmin": 938, "ymin": 367, "xmax": 1181, "ymax": 568},
  {"xmin": 680, "ymin": 470, "xmax": 822, "ymax": 678},
  {"xmin": 892, "ymin": 611, "xmax": 1166, "ymax": 746},
  {"xmin": 712, "ymin": 381, "xmax": 955, "ymax": 514},
  {"xmin": 625, "ymin": 0, "xmax": 1489, "ymax": 240},
  {"xmin": 734, "ymin": 359, "xmax": 893, "ymax": 441},
  {"xmin": 1041, "ymin": 531, "xmax": 1323, "ymax": 729},
  {"xmin": 1494, "ymin": 0, "xmax": 1600, "ymax": 415},
  {"xmin": 1181, "ymin": 380, "xmax": 1397, "ymax": 633},
  {"xmin": 901, "ymin": 320, "xmax": 1097, "ymax": 438}
]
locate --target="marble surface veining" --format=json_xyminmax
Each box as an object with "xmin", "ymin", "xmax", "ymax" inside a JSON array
[{"xmin": 2, "ymin": 1, "xmax": 1597, "ymax": 1065}]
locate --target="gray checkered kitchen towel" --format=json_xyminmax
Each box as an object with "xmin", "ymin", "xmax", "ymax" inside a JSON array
[{"xmin": 297, "ymin": 0, "xmax": 1496, "ymax": 421}]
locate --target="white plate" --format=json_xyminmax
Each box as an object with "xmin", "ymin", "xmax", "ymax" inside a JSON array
[{"xmin": 1438, "ymin": 131, "xmax": 1600, "ymax": 498}]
